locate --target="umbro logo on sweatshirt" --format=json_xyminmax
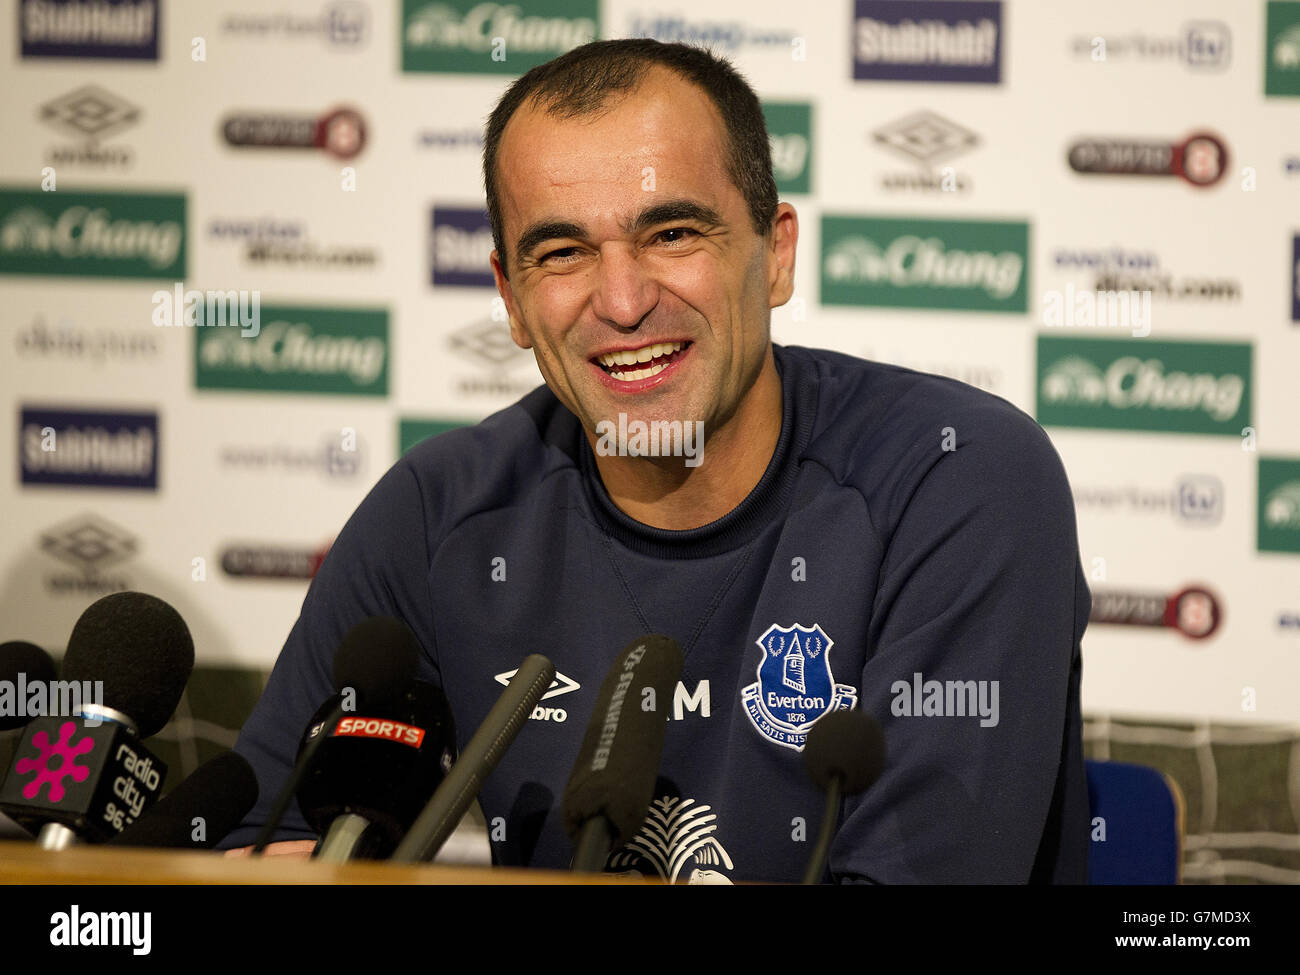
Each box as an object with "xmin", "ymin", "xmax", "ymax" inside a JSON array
[
  {"xmin": 495, "ymin": 667, "xmax": 581, "ymax": 722},
  {"xmin": 492, "ymin": 669, "xmax": 716, "ymax": 724}
]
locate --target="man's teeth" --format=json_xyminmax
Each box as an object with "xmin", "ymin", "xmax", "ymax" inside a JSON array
[{"xmin": 598, "ymin": 341, "xmax": 684, "ymax": 381}]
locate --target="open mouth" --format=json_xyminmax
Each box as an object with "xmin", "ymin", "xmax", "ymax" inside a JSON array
[{"xmin": 593, "ymin": 341, "xmax": 691, "ymax": 382}]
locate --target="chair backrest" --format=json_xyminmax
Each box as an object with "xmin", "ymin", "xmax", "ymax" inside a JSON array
[{"xmin": 1086, "ymin": 758, "xmax": 1184, "ymax": 884}]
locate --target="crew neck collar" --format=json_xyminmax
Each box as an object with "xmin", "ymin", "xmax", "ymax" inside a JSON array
[{"xmin": 577, "ymin": 344, "xmax": 814, "ymax": 559}]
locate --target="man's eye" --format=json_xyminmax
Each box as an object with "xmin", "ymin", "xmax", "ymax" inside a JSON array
[
  {"xmin": 541, "ymin": 246, "xmax": 580, "ymax": 263},
  {"xmin": 656, "ymin": 227, "xmax": 699, "ymax": 245}
]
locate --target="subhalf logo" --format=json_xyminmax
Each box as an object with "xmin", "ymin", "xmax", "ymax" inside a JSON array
[
  {"xmin": 1291, "ymin": 234, "xmax": 1299, "ymax": 322},
  {"xmin": 1067, "ymin": 132, "xmax": 1228, "ymax": 186},
  {"xmin": 14, "ymin": 721, "xmax": 95, "ymax": 802},
  {"xmin": 853, "ymin": 0, "xmax": 1001, "ymax": 84},
  {"xmin": 606, "ymin": 795, "xmax": 734, "ymax": 884},
  {"xmin": 1089, "ymin": 585, "xmax": 1222, "ymax": 639},
  {"xmin": 430, "ymin": 206, "xmax": 493, "ymax": 287},
  {"xmin": 21, "ymin": 407, "xmax": 158, "ymax": 489},
  {"xmin": 20, "ymin": 0, "xmax": 160, "ymax": 61},
  {"xmin": 742, "ymin": 623, "xmax": 857, "ymax": 751}
]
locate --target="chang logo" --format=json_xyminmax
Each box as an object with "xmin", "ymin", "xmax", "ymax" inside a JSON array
[
  {"xmin": 1264, "ymin": 481, "xmax": 1300, "ymax": 529},
  {"xmin": 822, "ymin": 233, "xmax": 1022, "ymax": 299},
  {"xmin": 405, "ymin": 3, "xmax": 461, "ymax": 46},
  {"xmin": 1040, "ymin": 356, "xmax": 1243, "ymax": 420},
  {"xmin": 1274, "ymin": 25, "xmax": 1300, "ymax": 68},
  {"xmin": 1, "ymin": 207, "xmax": 53, "ymax": 250},
  {"xmin": 769, "ymin": 133, "xmax": 808, "ymax": 183},
  {"xmin": 404, "ymin": 2, "xmax": 595, "ymax": 53},
  {"xmin": 1040, "ymin": 356, "xmax": 1106, "ymax": 404},
  {"xmin": 194, "ymin": 306, "xmax": 389, "ymax": 396},
  {"xmin": 0, "ymin": 190, "xmax": 185, "ymax": 278}
]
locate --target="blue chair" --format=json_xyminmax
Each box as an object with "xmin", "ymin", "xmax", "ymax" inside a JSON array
[{"xmin": 1086, "ymin": 759, "xmax": 1184, "ymax": 884}]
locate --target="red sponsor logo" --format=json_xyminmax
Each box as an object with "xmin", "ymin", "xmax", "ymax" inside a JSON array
[{"xmin": 333, "ymin": 716, "xmax": 425, "ymax": 748}]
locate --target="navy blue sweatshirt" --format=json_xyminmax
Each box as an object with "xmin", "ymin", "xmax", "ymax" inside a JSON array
[{"xmin": 224, "ymin": 344, "xmax": 1090, "ymax": 883}]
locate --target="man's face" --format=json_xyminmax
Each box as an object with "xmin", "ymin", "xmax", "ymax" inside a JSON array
[{"xmin": 490, "ymin": 67, "xmax": 796, "ymax": 446}]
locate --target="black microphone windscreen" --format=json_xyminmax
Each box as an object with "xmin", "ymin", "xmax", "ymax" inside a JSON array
[
  {"xmin": 0, "ymin": 641, "xmax": 56, "ymax": 731},
  {"xmin": 802, "ymin": 709, "xmax": 887, "ymax": 795},
  {"xmin": 562, "ymin": 635, "xmax": 684, "ymax": 848},
  {"xmin": 109, "ymin": 751, "xmax": 258, "ymax": 849},
  {"xmin": 62, "ymin": 592, "xmax": 195, "ymax": 738},
  {"xmin": 296, "ymin": 681, "xmax": 456, "ymax": 852},
  {"xmin": 332, "ymin": 616, "xmax": 420, "ymax": 707}
]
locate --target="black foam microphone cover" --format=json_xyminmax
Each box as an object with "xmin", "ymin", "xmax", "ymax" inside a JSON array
[
  {"xmin": 109, "ymin": 751, "xmax": 258, "ymax": 849},
  {"xmin": 332, "ymin": 616, "xmax": 420, "ymax": 707},
  {"xmin": 802, "ymin": 709, "xmax": 887, "ymax": 795},
  {"xmin": 0, "ymin": 641, "xmax": 56, "ymax": 731},
  {"xmin": 61, "ymin": 592, "xmax": 194, "ymax": 737},
  {"xmin": 562, "ymin": 635, "xmax": 684, "ymax": 848},
  {"xmin": 296, "ymin": 681, "xmax": 456, "ymax": 853}
]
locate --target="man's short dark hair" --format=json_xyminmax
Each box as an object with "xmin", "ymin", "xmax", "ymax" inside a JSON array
[{"xmin": 483, "ymin": 38, "xmax": 779, "ymax": 278}]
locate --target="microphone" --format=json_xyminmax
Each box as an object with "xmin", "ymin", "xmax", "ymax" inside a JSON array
[
  {"xmin": 390, "ymin": 653, "xmax": 554, "ymax": 864},
  {"xmin": 251, "ymin": 616, "xmax": 423, "ymax": 854},
  {"xmin": 109, "ymin": 750, "xmax": 258, "ymax": 849},
  {"xmin": 0, "ymin": 641, "xmax": 57, "ymax": 731},
  {"xmin": 0, "ymin": 592, "xmax": 195, "ymax": 849},
  {"xmin": 562, "ymin": 635, "xmax": 683, "ymax": 873},
  {"xmin": 297, "ymin": 680, "xmax": 456, "ymax": 861},
  {"xmin": 800, "ymin": 708, "xmax": 886, "ymax": 884}
]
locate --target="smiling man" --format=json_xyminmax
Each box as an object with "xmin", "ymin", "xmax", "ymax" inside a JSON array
[
  {"xmin": 224, "ymin": 39, "xmax": 1091, "ymax": 884},
  {"xmin": 487, "ymin": 50, "xmax": 793, "ymax": 533}
]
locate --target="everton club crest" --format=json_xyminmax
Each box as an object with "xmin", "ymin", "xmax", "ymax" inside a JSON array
[{"xmin": 742, "ymin": 623, "xmax": 858, "ymax": 751}]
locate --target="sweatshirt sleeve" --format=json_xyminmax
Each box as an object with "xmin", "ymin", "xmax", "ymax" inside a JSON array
[
  {"xmin": 218, "ymin": 458, "xmax": 438, "ymax": 849},
  {"xmin": 833, "ymin": 406, "xmax": 1089, "ymax": 883}
]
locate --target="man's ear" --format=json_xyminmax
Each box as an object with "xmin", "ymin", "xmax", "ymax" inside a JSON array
[
  {"xmin": 490, "ymin": 249, "xmax": 532, "ymax": 349},
  {"xmin": 766, "ymin": 203, "xmax": 799, "ymax": 309}
]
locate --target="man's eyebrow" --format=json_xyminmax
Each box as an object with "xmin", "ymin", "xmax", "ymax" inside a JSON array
[
  {"xmin": 515, "ymin": 221, "xmax": 587, "ymax": 266},
  {"xmin": 622, "ymin": 200, "xmax": 723, "ymax": 235},
  {"xmin": 513, "ymin": 200, "xmax": 724, "ymax": 267}
]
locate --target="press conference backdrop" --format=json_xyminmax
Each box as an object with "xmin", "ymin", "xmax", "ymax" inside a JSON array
[{"xmin": 0, "ymin": 0, "xmax": 1297, "ymax": 882}]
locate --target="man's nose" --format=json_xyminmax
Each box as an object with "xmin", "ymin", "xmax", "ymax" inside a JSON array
[{"xmin": 589, "ymin": 244, "xmax": 659, "ymax": 329}]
